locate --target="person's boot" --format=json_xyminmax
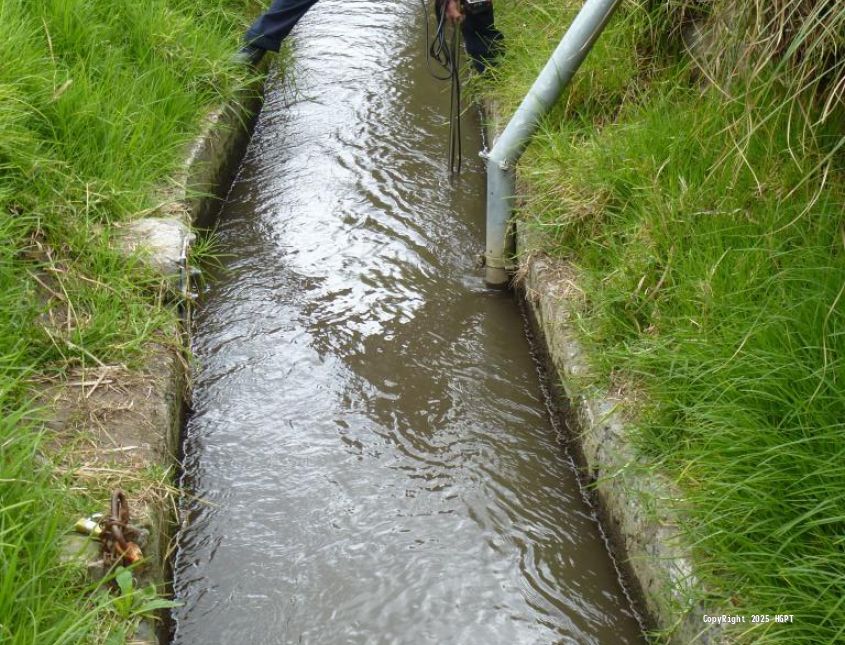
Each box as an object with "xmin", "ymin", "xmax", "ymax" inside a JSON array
[{"xmin": 232, "ymin": 43, "xmax": 266, "ymax": 66}]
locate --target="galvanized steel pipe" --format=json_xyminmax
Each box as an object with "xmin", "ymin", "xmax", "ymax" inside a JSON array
[{"xmin": 484, "ymin": 0, "xmax": 622, "ymax": 287}]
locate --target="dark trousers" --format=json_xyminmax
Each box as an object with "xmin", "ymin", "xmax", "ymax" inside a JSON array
[
  {"xmin": 245, "ymin": 0, "xmax": 319, "ymax": 52},
  {"xmin": 450, "ymin": 4, "xmax": 504, "ymax": 73},
  {"xmin": 246, "ymin": 0, "xmax": 503, "ymax": 72}
]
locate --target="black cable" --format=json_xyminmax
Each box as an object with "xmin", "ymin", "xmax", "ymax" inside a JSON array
[
  {"xmin": 423, "ymin": 1, "xmax": 452, "ymax": 81},
  {"xmin": 449, "ymin": 25, "xmax": 462, "ymax": 174},
  {"xmin": 421, "ymin": 0, "xmax": 463, "ymax": 174}
]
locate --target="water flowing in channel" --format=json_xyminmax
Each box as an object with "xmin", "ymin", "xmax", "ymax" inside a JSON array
[{"xmin": 172, "ymin": 1, "xmax": 644, "ymax": 643}]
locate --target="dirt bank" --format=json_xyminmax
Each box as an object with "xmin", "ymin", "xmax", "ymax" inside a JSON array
[{"xmin": 52, "ymin": 68, "xmax": 268, "ymax": 644}]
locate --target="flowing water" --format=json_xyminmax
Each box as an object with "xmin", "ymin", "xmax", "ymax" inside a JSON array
[{"xmin": 172, "ymin": 1, "xmax": 644, "ymax": 643}]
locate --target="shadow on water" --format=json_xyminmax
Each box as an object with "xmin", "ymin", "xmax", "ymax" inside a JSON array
[{"xmin": 172, "ymin": 1, "xmax": 645, "ymax": 643}]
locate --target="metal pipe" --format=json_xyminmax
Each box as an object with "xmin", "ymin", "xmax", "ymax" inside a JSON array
[{"xmin": 484, "ymin": 0, "xmax": 622, "ymax": 287}]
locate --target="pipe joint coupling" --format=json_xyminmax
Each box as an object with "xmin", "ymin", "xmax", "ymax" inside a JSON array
[{"xmin": 484, "ymin": 252, "xmax": 507, "ymax": 270}]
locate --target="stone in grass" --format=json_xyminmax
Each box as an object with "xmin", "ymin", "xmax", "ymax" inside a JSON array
[
  {"xmin": 59, "ymin": 533, "xmax": 106, "ymax": 582},
  {"xmin": 130, "ymin": 617, "xmax": 158, "ymax": 645},
  {"xmin": 115, "ymin": 217, "xmax": 195, "ymax": 282}
]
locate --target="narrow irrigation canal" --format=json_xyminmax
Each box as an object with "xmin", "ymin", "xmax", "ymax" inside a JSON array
[{"xmin": 172, "ymin": 2, "xmax": 643, "ymax": 643}]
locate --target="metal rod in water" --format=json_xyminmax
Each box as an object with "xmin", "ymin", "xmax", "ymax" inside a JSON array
[{"xmin": 484, "ymin": 0, "xmax": 623, "ymax": 287}]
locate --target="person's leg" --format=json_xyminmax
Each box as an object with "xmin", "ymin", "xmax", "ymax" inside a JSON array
[
  {"xmin": 245, "ymin": 0, "xmax": 321, "ymax": 52},
  {"xmin": 461, "ymin": 5, "xmax": 504, "ymax": 73}
]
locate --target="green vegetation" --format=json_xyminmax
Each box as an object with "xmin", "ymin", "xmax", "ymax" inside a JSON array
[
  {"xmin": 0, "ymin": 379, "xmax": 92, "ymax": 645},
  {"xmin": 0, "ymin": 0, "xmax": 257, "ymax": 641},
  {"xmin": 477, "ymin": 0, "xmax": 844, "ymax": 642}
]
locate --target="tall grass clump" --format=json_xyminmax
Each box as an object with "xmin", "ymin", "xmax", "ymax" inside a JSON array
[
  {"xmin": 1, "ymin": 0, "xmax": 259, "ymax": 640},
  {"xmin": 479, "ymin": 0, "xmax": 844, "ymax": 641},
  {"xmin": 0, "ymin": 0, "xmax": 258, "ymax": 368}
]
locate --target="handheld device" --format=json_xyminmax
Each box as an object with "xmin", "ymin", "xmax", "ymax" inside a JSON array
[{"xmin": 460, "ymin": 0, "xmax": 492, "ymax": 15}]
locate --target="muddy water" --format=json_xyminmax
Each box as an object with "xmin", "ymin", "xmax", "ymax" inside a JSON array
[{"xmin": 172, "ymin": 2, "xmax": 643, "ymax": 643}]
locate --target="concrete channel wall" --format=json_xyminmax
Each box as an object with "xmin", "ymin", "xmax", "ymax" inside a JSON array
[
  {"xmin": 482, "ymin": 103, "xmax": 723, "ymax": 642},
  {"xmin": 53, "ymin": 69, "xmax": 268, "ymax": 644}
]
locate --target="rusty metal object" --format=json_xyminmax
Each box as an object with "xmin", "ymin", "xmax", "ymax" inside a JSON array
[{"xmin": 100, "ymin": 490, "xmax": 143, "ymax": 567}]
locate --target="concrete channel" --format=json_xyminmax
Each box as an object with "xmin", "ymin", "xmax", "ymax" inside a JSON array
[{"xmin": 171, "ymin": 1, "xmax": 647, "ymax": 643}]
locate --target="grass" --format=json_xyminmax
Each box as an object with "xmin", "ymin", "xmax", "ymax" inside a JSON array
[
  {"xmin": 0, "ymin": 0, "xmax": 260, "ymax": 641},
  {"xmin": 475, "ymin": 0, "xmax": 845, "ymax": 642},
  {"xmin": 1, "ymin": 395, "xmax": 84, "ymax": 644}
]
